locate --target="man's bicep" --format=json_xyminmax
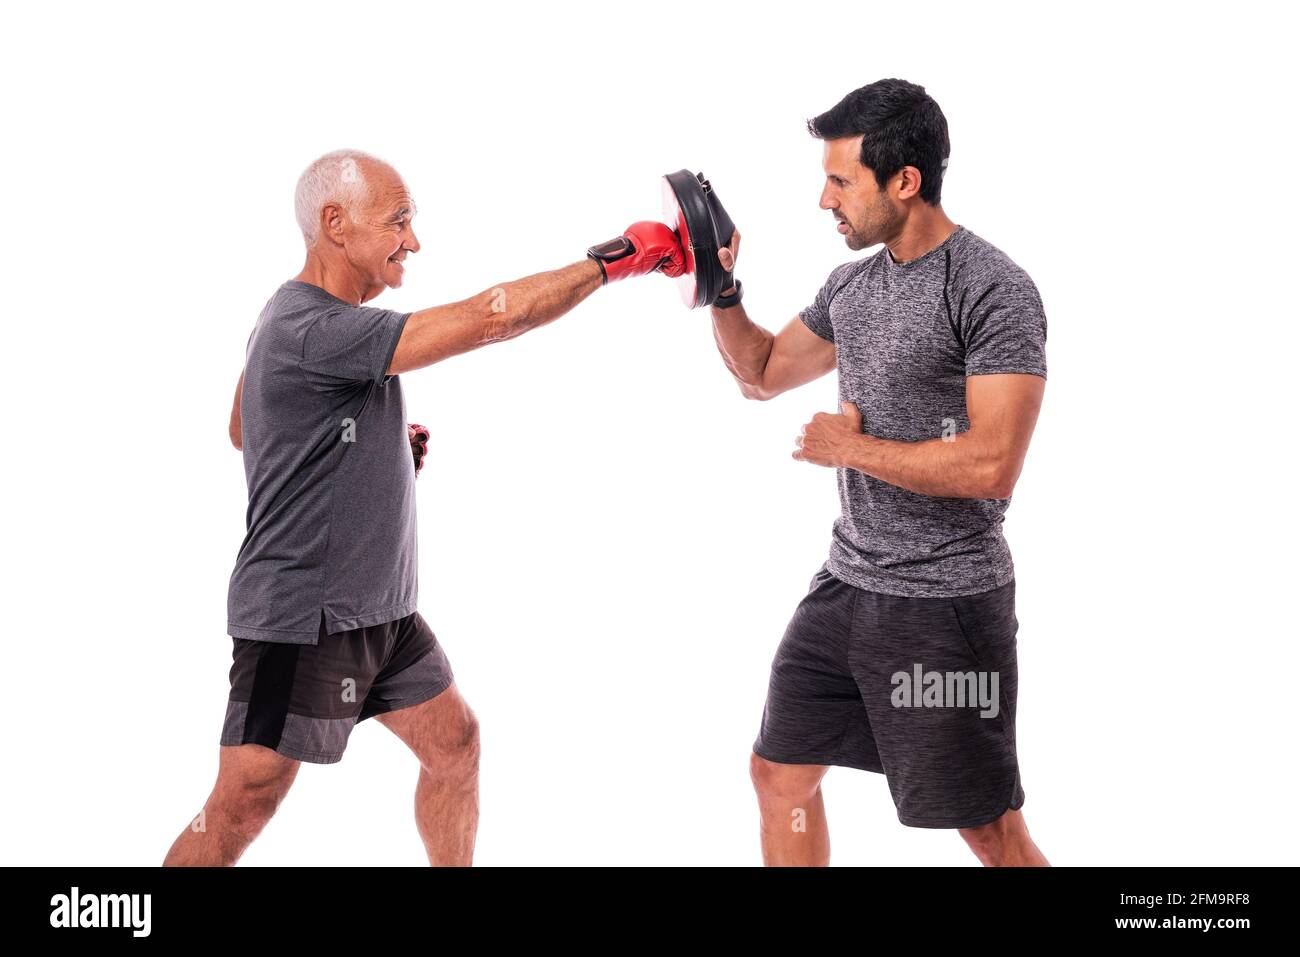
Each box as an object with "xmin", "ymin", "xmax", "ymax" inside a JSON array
[
  {"xmin": 387, "ymin": 296, "xmax": 499, "ymax": 375},
  {"xmin": 966, "ymin": 373, "xmax": 1045, "ymax": 453},
  {"xmin": 762, "ymin": 313, "xmax": 836, "ymax": 395}
]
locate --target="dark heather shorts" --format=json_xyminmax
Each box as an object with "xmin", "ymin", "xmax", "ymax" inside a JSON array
[
  {"xmin": 754, "ymin": 565, "xmax": 1025, "ymax": 829},
  {"xmin": 220, "ymin": 610, "xmax": 454, "ymax": 764}
]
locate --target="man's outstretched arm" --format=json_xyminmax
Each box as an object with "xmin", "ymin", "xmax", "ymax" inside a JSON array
[
  {"xmin": 794, "ymin": 373, "xmax": 1045, "ymax": 499},
  {"xmin": 388, "ymin": 221, "xmax": 681, "ymax": 376},
  {"xmin": 387, "ymin": 259, "xmax": 603, "ymax": 375}
]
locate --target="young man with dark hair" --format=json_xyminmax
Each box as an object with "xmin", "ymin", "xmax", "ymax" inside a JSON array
[{"xmin": 710, "ymin": 78, "xmax": 1050, "ymax": 866}]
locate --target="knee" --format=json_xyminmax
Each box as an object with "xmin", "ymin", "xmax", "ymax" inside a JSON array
[
  {"xmin": 220, "ymin": 775, "xmax": 292, "ymax": 838},
  {"xmin": 749, "ymin": 752, "xmax": 822, "ymax": 804},
  {"xmin": 455, "ymin": 713, "xmax": 482, "ymax": 772},
  {"xmin": 424, "ymin": 711, "xmax": 480, "ymax": 781}
]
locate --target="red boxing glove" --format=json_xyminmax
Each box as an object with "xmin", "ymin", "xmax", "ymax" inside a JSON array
[
  {"xmin": 587, "ymin": 221, "xmax": 685, "ymax": 284},
  {"xmin": 408, "ymin": 423, "xmax": 430, "ymax": 477}
]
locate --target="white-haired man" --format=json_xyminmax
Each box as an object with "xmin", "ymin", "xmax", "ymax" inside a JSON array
[{"xmin": 164, "ymin": 150, "xmax": 682, "ymax": 866}]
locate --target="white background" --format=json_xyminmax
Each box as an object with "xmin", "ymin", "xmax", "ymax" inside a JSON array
[{"xmin": 2, "ymin": 0, "xmax": 1296, "ymax": 866}]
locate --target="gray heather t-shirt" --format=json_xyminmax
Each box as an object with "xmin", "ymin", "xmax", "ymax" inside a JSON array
[
  {"xmin": 227, "ymin": 280, "xmax": 415, "ymax": 644},
  {"xmin": 800, "ymin": 225, "xmax": 1047, "ymax": 598}
]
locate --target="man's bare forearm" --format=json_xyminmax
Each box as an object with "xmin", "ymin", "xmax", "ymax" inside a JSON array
[
  {"xmin": 710, "ymin": 301, "xmax": 775, "ymax": 399},
  {"xmin": 389, "ymin": 259, "xmax": 604, "ymax": 375},
  {"xmin": 476, "ymin": 259, "xmax": 605, "ymax": 344},
  {"xmin": 842, "ymin": 431, "xmax": 1017, "ymax": 499}
]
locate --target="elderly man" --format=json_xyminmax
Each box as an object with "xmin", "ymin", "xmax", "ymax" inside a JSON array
[{"xmin": 163, "ymin": 150, "xmax": 682, "ymax": 866}]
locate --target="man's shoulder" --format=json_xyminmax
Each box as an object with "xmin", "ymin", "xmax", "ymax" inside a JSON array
[
  {"xmin": 951, "ymin": 228, "xmax": 1040, "ymax": 295},
  {"xmin": 247, "ymin": 283, "xmax": 334, "ymax": 363},
  {"xmin": 257, "ymin": 281, "xmax": 365, "ymax": 347}
]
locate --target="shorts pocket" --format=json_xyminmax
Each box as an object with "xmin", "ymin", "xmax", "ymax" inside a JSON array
[{"xmin": 948, "ymin": 593, "xmax": 1014, "ymax": 737}]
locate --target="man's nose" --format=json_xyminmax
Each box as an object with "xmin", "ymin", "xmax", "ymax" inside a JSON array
[
  {"xmin": 819, "ymin": 188, "xmax": 836, "ymax": 210},
  {"xmin": 406, "ymin": 228, "xmax": 421, "ymax": 254}
]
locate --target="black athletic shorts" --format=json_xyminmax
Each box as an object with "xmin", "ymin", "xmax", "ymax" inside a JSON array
[
  {"xmin": 753, "ymin": 564, "xmax": 1025, "ymax": 829},
  {"xmin": 220, "ymin": 610, "xmax": 454, "ymax": 764}
]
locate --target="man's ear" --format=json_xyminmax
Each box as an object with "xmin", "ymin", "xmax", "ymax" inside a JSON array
[
  {"xmin": 320, "ymin": 202, "xmax": 348, "ymax": 245},
  {"xmin": 894, "ymin": 166, "xmax": 923, "ymax": 202}
]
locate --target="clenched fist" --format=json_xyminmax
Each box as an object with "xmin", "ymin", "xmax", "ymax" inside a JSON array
[
  {"xmin": 793, "ymin": 402, "xmax": 863, "ymax": 468},
  {"xmin": 408, "ymin": 423, "xmax": 430, "ymax": 477}
]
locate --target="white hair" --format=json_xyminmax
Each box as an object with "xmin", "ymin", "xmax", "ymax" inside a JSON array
[{"xmin": 293, "ymin": 149, "xmax": 387, "ymax": 247}]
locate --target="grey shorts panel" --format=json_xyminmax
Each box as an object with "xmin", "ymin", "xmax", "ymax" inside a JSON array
[{"xmin": 754, "ymin": 565, "xmax": 1024, "ymax": 829}]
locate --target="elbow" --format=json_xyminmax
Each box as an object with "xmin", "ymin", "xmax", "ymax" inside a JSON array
[
  {"xmin": 978, "ymin": 461, "xmax": 1018, "ymax": 500},
  {"xmin": 480, "ymin": 313, "xmax": 531, "ymax": 345},
  {"xmin": 476, "ymin": 288, "xmax": 534, "ymax": 345},
  {"xmin": 738, "ymin": 379, "xmax": 778, "ymax": 402},
  {"xmin": 984, "ymin": 480, "xmax": 1014, "ymax": 500}
]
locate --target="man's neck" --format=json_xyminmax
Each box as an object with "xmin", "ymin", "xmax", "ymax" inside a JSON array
[
  {"xmin": 886, "ymin": 209, "xmax": 959, "ymax": 265},
  {"xmin": 294, "ymin": 254, "xmax": 367, "ymax": 306}
]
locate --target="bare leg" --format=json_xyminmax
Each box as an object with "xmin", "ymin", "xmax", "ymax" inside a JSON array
[
  {"xmin": 750, "ymin": 752, "xmax": 831, "ymax": 866},
  {"xmin": 959, "ymin": 808, "xmax": 1050, "ymax": 866},
  {"xmin": 376, "ymin": 681, "xmax": 479, "ymax": 866},
  {"xmin": 163, "ymin": 744, "xmax": 300, "ymax": 866}
]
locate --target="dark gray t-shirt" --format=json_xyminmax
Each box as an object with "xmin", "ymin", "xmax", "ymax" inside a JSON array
[
  {"xmin": 800, "ymin": 225, "xmax": 1047, "ymax": 598},
  {"xmin": 227, "ymin": 280, "xmax": 415, "ymax": 643}
]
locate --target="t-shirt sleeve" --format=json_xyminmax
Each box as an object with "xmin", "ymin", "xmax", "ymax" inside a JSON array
[
  {"xmin": 299, "ymin": 304, "xmax": 410, "ymax": 388},
  {"xmin": 799, "ymin": 262, "xmax": 857, "ymax": 342},
  {"xmin": 961, "ymin": 270, "xmax": 1047, "ymax": 378}
]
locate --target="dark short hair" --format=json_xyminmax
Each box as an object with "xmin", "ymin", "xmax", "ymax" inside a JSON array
[{"xmin": 808, "ymin": 79, "xmax": 951, "ymax": 205}]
